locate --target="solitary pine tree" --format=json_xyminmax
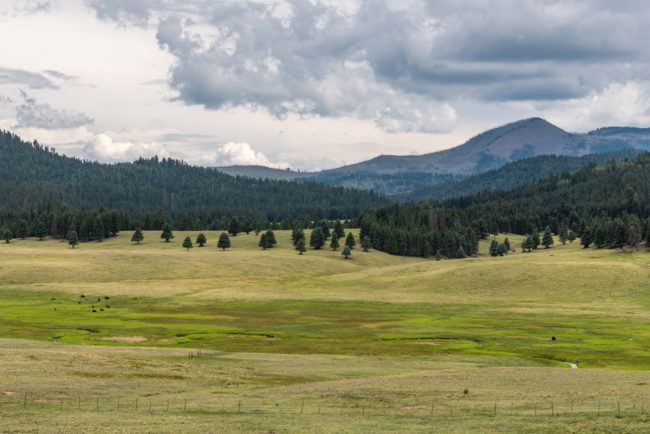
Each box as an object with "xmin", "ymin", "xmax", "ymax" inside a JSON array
[
  {"xmin": 503, "ymin": 237, "xmax": 511, "ymax": 251},
  {"xmin": 341, "ymin": 245, "xmax": 351, "ymax": 259},
  {"xmin": 67, "ymin": 229, "xmax": 79, "ymax": 249},
  {"xmin": 161, "ymin": 223, "xmax": 174, "ymax": 242},
  {"xmin": 310, "ymin": 227, "xmax": 325, "ymax": 250},
  {"xmin": 34, "ymin": 221, "xmax": 46, "ymax": 241},
  {"xmin": 218, "ymin": 232, "xmax": 231, "ymax": 250},
  {"xmin": 131, "ymin": 228, "xmax": 144, "ymax": 244},
  {"xmin": 259, "ymin": 233, "xmax": 269, "ymax": 250},
  {"xmin": 542, "ymin": 226, "xmax": 554, "ymax": 249},
  {"xmin": 196, "ymin": 233, "xmax": 207, "ymax": 247},
  {"xmin": 456, "ymin": 246, "xmax": 467, "ymax": 259},
  {"xmin": 265, "ymin": 230, "xmax": 277, "ymax": 247},
  {"xmin": 3, "ymin": 229, "xmax": 12, "ymax": 244},
  {"xmin": 330, "ymin": 232, "xmax": 340, "ymax": 250},
  {"xmin": 345, "ymin": 232, "xmax": 356, "ymax": 249},
  {"xmin": 182, "ymin": 236, "xmax": 193, "ymax": 251},
  {"xmin": 296, "ymin": 238, "xmax": 306, "ymax": 255},
  {"xmin": 291, "ymin": 227, "xmax": 305, "ymax": 246},
  {"xmin": 435, "ymin": 249, "xmax": 442, "ymax": 261},
  {"xmin": 497, "ymin": 243, "xmax": 507, "ymax": 256},
  {"xmin": 361, "ymin": 235, "xmax": 371, "ymax": 252}
]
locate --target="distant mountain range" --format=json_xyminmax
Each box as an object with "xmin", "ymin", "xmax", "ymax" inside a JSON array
[{"xmin": 218, "ymin": 118, "xmax": 650, "ymax": 196}]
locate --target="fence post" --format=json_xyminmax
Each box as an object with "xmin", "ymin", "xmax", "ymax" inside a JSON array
[
  {"xmin": 184, "ymin": 399, "xmax": 186, "ymax": 412},
  {"xmin": 301, "ymin": 401, "xmax": 304, "ymax": 415},
  {"xmin": 24, "ymin": 393, "xmax": 27, "ymax": 408},
  {"xmin": 493, "ymin": 402, "xmax": 496, "ymax": 416},
  {"xmin": 238, "ymin": 400, "xmax": 241, "ymax": 413},
  {"xmin": 618, "ymin": 400, "xmax": 620, "ymax": 416},
  {"xmin": 551, "ymin": 402, "xmax": 554, "ymax": 417},
  {"xmin": 136, "ymin": 398, "xmax": 138, "ymax": 411},
  {"xmin": 96, "ymin": 397, "xmax": 99, "ymax": 411}
]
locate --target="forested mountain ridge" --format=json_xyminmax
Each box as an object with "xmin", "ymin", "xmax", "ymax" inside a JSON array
[
  {"xmin": 359, "ymin": 152, "xmax": 650, "ymax": 258},
  {"xmin": 404, "ymin": 149, "xmax": 643, "ymax": 201},
  {"xmin": 0, "ymin": 130, "xmax": 388, "ymax": 221}
]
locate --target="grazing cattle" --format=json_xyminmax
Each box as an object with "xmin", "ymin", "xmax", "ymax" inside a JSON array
[
  {"xmin": 97, "ymin": 297, "xmax": 101, "ymax": 302},
  {"xmin": 104, "ymin": 296, "xmax": 109, "ymax": 300},
  {"xmin": 105, "ymin": 305, "xmax": 110, "ymax": 309},
  {"xmin": 50, "ymin": 298, "xmax": 56, "ymax": 301},
  {"xmin": 92, "ymin": 309, "xmax": 97, "ymax": 313},
  {"xmin": 80, "ymin": 295, "xmax": 85, "ymax": 298},
  {"xmin": 77, "ymin": 301, "xmax": 81, "ymax": 304},
  {"xmin": 53, "ymin": 308, "xmax": 56, "ymax": 311},
  {"xmin": 91, "ymin": 305, "xmax": 95, "ymax": 308},
  {"xmin": 551, "ymin": 336, "xmax": 556, "ymax": 341},
  {"xmin": 100, "ymin": 308, "xmax": 104, "ymax": 312}
]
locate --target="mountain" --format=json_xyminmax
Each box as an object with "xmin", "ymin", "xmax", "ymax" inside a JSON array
[
  {"xmin": 218, "ymin": 118, "xmax": 650, "ymax": 195},
  {"xmin": 404, "ymin": 148, "xmax": 644, "ymax": 201},
  {"xmin": 0, "ymin": 130, "xmax": 387, "ymax": 221}
]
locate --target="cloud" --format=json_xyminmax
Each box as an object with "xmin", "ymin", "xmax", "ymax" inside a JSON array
[
  {"xmin": 84, "ymin": 0, "xmax": 152, "ymax": 27},
  {"xmin": 16, "ymin": 92, "xmax": 93, "ymax": 129},
  {"xmin": 544, "ymin": 81, "xmax": 650, "ymax": 132},
  {"xmin": 84, "ymin": 133, "xmax": 167, "ymax": 161},
  {"xmin": 201, "ymin": 142, "xmax": 289, "ymax": 168},
  {"xmin": 0, "ymin": 0, "xmax": 53, "ymax": 18},
  {"xmin": 0, "ymin": 67, "xmax": 58, "ymax": 89}
]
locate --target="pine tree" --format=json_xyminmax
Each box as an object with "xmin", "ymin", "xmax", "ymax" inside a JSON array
[
  {"xmin": 196, "ymin": 233, "xmax": 207, "ymax": 247},
  {"xmin": 310, "ymin": 227, "xmax": 325, "ymax": 250},
  {"xmin": 503, "ymin": 237, "xmax": 511, "ymax": 251},
  {"xmin": 318, "ymin": 220, "xmax": 331, "ymax": 239},
  {"xmin": 131, "ymin": 228, "xmax": 144, "ymax": 244},
  {"xmin": 259, "ymin": 233, "xmax": 268, "ymax": 250},
  {"xmin": 341, "ymin": 245, "xmax": 351, "ymax": 259},
  {"xmin": 568, "ymin": 230, "xmax": 577, "ymax": 243},
  {"xmin": 435, "ymin": 249, "xmax": 442, "ymax": 261},
  {"xmin": 291, "ymin": 227, "xmax": 305, "ymax": 246},
  {"xmin": 489, "ymin": 239, "xmax": 499, "ymax": 257},
  {"xmin": 456, "ymin": 246, "xmax": 466, "ymax": 259},
  {"xmin": 532, "ymin": 229, "xmax": 540, "ymax": 249},
  {"xmin": 497, "ymin": 243, "xmax": 506, "ymax": 256},
  {"xmin": 160, "ymin": 223, "xmax": 174, "ymax": 242},
  {"xmin": 218, "ymin": 232, "xmax": 231, "ymax": 250},
  {"xmin": 524, "ymin": 235, "xmax": 534, "ymax": 252},
  {"xmin": 627, "ymin": 224, "xmax": 641, "ymax": 249},
  {"xmin": 558, "ymin": 225, "xmax": 568, "ymax": 245},
  {"xmin": 2, "ymin": 229, "xmax": 12, "ymax": 243},
  {"xmin": 361, "ymin": 235, "xmax": 371, "ymax": 252},
  {"xmin": 296, "ymin": 238, "xmax": 306, "ymax": 255},
  {"xmin": 345, "ymin": 232, "xmax": 356, "ymax": 249},
  {"xmin": 581, "ymin": 226, "xmax": 593, "ymax": 248},
  {"xmin": 542, "ymin": 226, "xmax": 554, "ymax": 249},
  {"xmin": 334, "ymin": 221, "xmax": 345, "ymax": 239},
  {"xmin": 182, "ymin": 236, "xmax": 193, "ymax": 251},
  {"xmin": 18, "ymin": 219, "xmax": 28, "ymax": 239},
  {"xmin": 229, "ymin": 217, "xmax": 239, "ymax": 236},
  {"xmin": 67, "ymin": 229, "xmax": 79, "ymax": 249},
  {"xmin": 330, "ymin": 232, "xmax": 340, "ymax": 250},
  {"xmin": 34, "ymin": 221, "xmax": 46, "ymax": 240},
  {"xmin": 265, "ymin": 230, "xmax": 277, "ymax": 247}
]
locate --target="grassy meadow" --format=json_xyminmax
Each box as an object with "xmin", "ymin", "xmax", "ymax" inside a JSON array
[{"xmin": 0, "ymin": 230, "xmax": 649, "ymax": 432}]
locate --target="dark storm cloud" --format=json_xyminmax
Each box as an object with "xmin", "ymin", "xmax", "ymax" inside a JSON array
[
  {"xmin": 16, "ymin": 92, "xmax": 93, "ymax": 129},
  {"xmin": 86, "ymin": 0, "xmax": 650, "ymax": 132}
]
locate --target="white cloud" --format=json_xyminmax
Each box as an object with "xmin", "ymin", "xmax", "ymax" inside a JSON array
[
  {"xmin": 84, "ymin": 133, "xmax": 167, "ymax": 161},
  {"xmin": 545, "ymin": 81, "xmax": 650, "ymax": 132},
  {"xmin": 200, "ymin": 142, "xmax": 289, "ymax": 168}
]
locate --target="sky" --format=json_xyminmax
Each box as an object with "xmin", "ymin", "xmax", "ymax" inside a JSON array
[{"xmin": 1, "ymin": 0, "xmax": 650, "ymax": 170}]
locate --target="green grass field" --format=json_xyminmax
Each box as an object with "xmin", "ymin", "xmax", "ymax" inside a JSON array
[{"xmin": 1, "ymin": 231, "xmax": 649, "ymax": 432}]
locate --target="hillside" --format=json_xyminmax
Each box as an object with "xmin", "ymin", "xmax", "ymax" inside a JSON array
[
  {"xmin": 404, "ymin": 148, "xmax": 643, "ymax": 201},
  {"xmin": 0, "ymin": 130, "xmax": 387, "ymax": 221}
]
